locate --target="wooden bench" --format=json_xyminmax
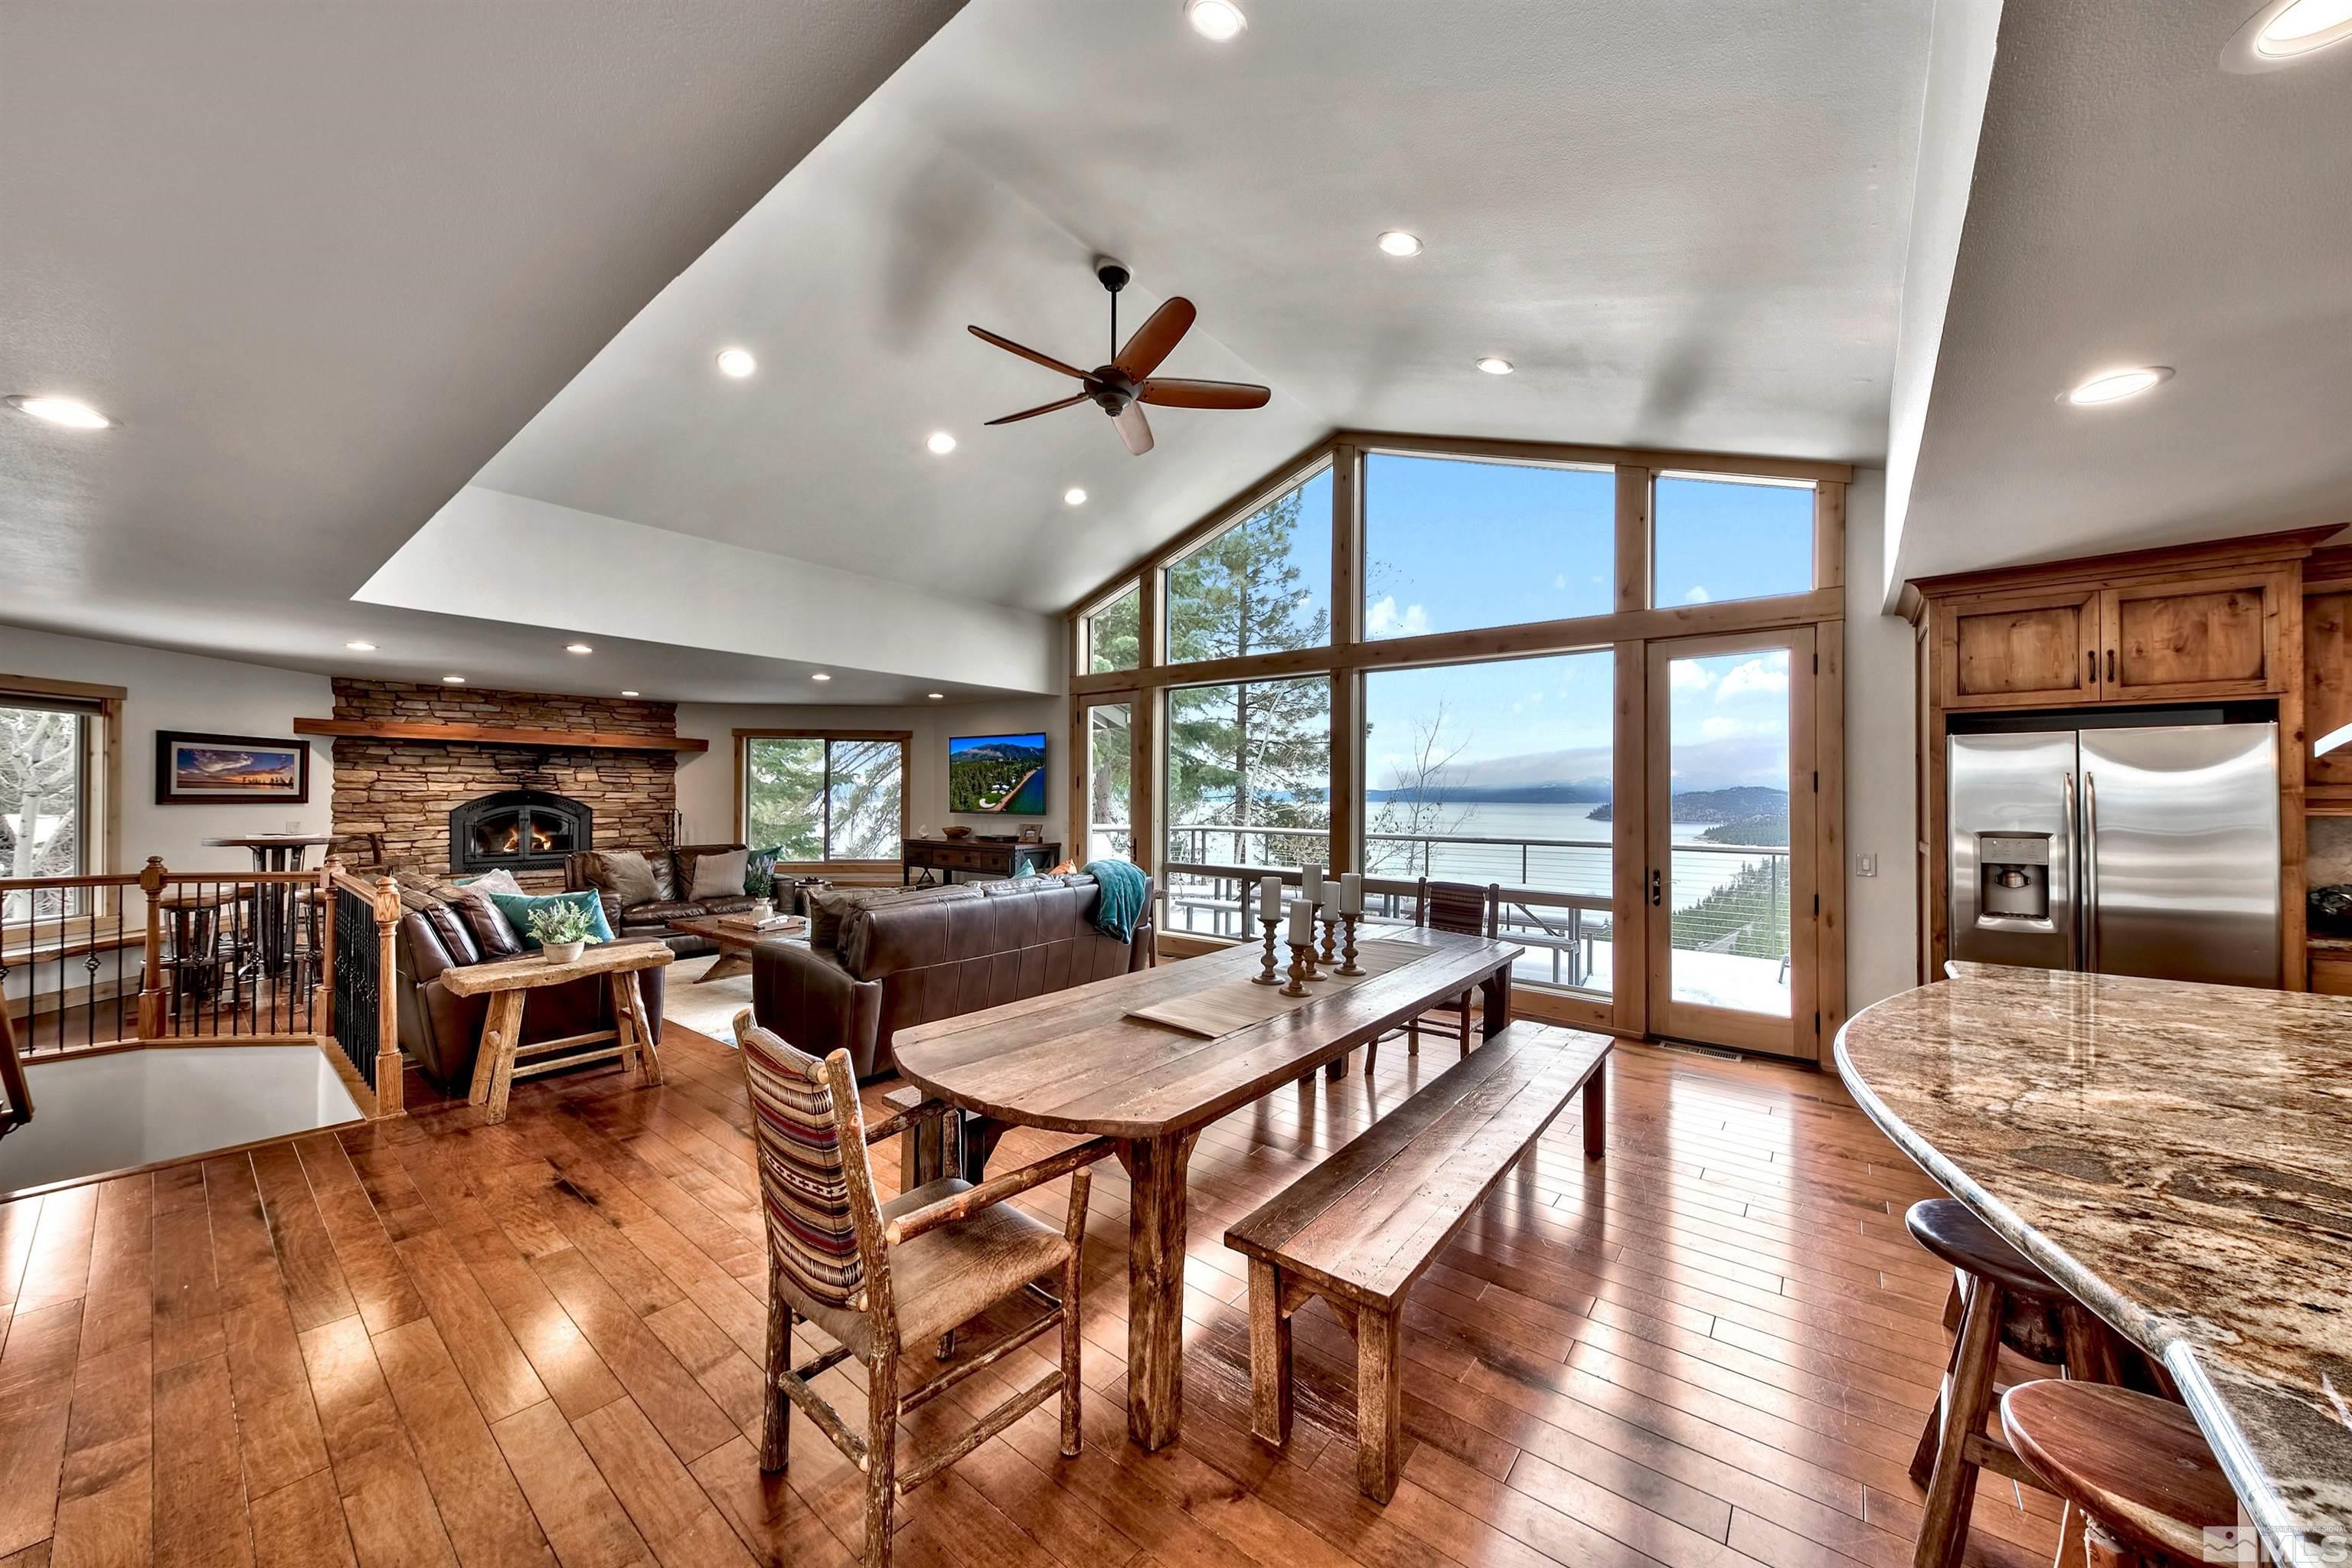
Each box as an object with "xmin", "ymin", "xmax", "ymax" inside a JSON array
[{"xmin": 1224, "ymin": 1020, "xmax": 1612, "ymax": 1503}]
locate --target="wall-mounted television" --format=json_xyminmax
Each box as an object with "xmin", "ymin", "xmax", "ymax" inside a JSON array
[{"xmin": 948, "ymin": 731, "xmax": 1048, "ymax": 815}]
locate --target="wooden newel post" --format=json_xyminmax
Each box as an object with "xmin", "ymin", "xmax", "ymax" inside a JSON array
[
  {"xmin": 137, "ymin": 855, "xmax": 167, "ymax": 1040},
  {"xmin": 371, "ymin": 874, "xmax": 403, "ymax": 1117}
]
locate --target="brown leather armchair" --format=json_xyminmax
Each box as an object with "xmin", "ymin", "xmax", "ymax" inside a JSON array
[
  {"xmin": 752, "ymin": 871, "xmax": 1152, "ymax": 1079},
  {"xmin": 394, "ymin": 893, "xmax": 668, "ymax": 1095}
]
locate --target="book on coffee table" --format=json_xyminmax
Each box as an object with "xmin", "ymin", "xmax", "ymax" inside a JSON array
[{"xmin": 718, "ymin": 913, "xmax": 802, "ymax": 933}]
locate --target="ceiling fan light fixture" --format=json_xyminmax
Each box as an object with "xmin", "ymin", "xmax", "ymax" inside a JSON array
[
  {"xmin": 7, "ymin": 394, "xmax": 110, "ymax": 429},
  {"xmin": 926, "ymin": 430, "xmax": 957, "ymax": 455},
  {"xmin": 715, "ymin": 347, "xmax": 756, "ymax": 377},
  {"xmin": 1186, "ymin": 0, "xmax": 1247, "ymax": 41},
  {"xmin": 1064, "ymin": 487, "xmax": 1088, "ymax": 506},
  {"xmin": 1377, "ymin": 230, "xmax": 1423, "ymax": 257},
  {"xmin": 2063, "ymin": 366, "xmax": 2171, "ymax": 405},
  {"xmin": 1476, "ymin": 357, "xmax": 1514, "ymax": 376}
]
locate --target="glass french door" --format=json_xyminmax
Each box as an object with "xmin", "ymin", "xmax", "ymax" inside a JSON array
[{"xmin": 1644, "ymin": 629, "xmax": 1818, "ymax": 1057}]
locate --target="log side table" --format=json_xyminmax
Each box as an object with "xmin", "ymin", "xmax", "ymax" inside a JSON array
[{"xmin": 439, "ymin": 941, "xmax": 674, "ymax": 1123}]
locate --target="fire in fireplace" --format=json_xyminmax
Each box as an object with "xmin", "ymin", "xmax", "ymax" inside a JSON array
[{"xmin": 448, "ymin": 789, "xmax": 593, "ymax": 874}]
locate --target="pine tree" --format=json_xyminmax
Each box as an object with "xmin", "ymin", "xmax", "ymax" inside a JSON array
[{"xmin": 1163, "ymin": 484, "xmax": 1332, "ymax": 867}]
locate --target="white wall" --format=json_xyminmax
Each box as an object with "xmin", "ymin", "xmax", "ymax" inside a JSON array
[
  {"xmin": 0, "ymin": 626, "xmax": 334, "ymax": 874},
  {"xmin": 674, "ymin": 694, "xmax": 1070, "ymax": 856},
  {"xmin": 1844, "ymin": 469, "xmax": 1921, "ymax": 1011}
]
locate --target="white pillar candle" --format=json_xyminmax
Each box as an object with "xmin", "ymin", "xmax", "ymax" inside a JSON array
[
  {"xmin": 1341, "ymin": 872, "xmax": 1362, "ymax": 915},
  {"xmin": 1320, "ymin": 885, "xmax": 1340, "ymax": 918},
  {"xmin": 1287, "ymin": 899, "xmax": 1313, "ymax": 946},
  {"xmin": 1301, "ymin": 864, "xmax": 1323, "ymax": 906},
  {"xmin": 1259, "ymin": 874, "xmax": 1282, "ymax": 920}
]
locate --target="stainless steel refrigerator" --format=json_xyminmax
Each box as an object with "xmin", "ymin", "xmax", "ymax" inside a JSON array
[{"xmin": 1948, "ymin": 721, "xmax": 2280, "ymax": 987}]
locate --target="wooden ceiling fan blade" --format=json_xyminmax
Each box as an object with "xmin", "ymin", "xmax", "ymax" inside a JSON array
[
  {"xmin": 1137, "ymin": 377, "xmax": 1271, "ymax": 410},
  {"xmin": 1113, "ymin": 296, "xmax": 1197, "ymax": 379},
  {"xmin": 1114, "ymin": 403, "xmax": 1155, "ymax": 456},
  {"xmin": 967, "ymin": 325, "xmax": 1089, "ymax": 381},
  {"xmin": 985, "ymin": 393, "xmax": 1090, "ymax": 426}
]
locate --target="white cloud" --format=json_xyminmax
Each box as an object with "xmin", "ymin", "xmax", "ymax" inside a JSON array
[
  {"xmin": 1366, "ymin": 596, "xmax": 1430, "ymax": 637},
  {"xmin": 1684, "ymin": 586, "xmax": 1712, "ymax": 604},
  {"xmin": 1717, "ymin": 656, "xmax": 1789, "ymax": 701},
  {"xmin": 1552, "ymin": 573, "xmax": 1567, "ymax": 590},
  {"xmin": 1669, "ymin": 662, "xmax": 1717, "ymax": 693}
]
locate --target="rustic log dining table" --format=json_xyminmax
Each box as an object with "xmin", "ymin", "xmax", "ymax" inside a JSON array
[{"xmin": 892, "ymin": 924, "xmax": 1521, "ymax": 1451}]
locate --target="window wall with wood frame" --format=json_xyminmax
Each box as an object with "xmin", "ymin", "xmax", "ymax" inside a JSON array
[
  {"xmin": 733, "ymin": 729, "xmax": 910, "ymax": 873},
  {"xmin": 1066, "ymin": 433, "xmax": 1850, "ymax": 1057}
]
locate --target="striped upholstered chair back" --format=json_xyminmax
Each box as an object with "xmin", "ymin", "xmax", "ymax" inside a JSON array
[
  {"xmin": 1415, "ymin": 877, "xmax": 1498, "ymax": 939},
  {"xmin": 738, "ymin": 1020, "xmax": 880, "ymax": 1312}
]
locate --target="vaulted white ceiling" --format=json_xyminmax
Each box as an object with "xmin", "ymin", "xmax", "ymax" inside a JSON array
[{"xmin": 418, "ymin": 0, "xmax": 1939, "ymax": 631}]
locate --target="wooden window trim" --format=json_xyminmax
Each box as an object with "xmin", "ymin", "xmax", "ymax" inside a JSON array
[
  {"xmin": 0, "ymin": 675, "xmax": 124, "ymax": 910},
  {"xmin": 732, "ymin": 729, "xmax": 912, "ymax": 864}
]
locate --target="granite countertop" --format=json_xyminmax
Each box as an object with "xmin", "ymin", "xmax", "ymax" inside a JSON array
[{"xmin": 1835, "ymin": 963, "xmax": 2352, "ymax": 1561}]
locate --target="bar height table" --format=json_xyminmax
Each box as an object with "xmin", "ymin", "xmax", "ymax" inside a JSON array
[{"xmin": 203, "ymin": 833, "xmax": 335, "ymax": 976}]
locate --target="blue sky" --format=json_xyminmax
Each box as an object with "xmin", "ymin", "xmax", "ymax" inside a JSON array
[
  {"xmin": 948, "ymin": 732, "xmax": 1046, "ymax": 757},
  {"xmin": 1351, "ymin": 458, "xmax": 1810, "ymax": 794}
]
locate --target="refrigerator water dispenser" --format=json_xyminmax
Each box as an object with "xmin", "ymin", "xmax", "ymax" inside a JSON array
[{"xmin": 1974, "ymin": 834, "xmax": 2050, "ymax": 925}]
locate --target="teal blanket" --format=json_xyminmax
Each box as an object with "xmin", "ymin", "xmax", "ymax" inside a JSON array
[{"xmin": 1085, "ymin": 858, "xmax": 1148, "ymax": 943}]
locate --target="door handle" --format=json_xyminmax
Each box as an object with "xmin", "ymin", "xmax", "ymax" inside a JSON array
[
  {"xmin": 2062, "ymin": 771, "xmax": 2081, "ymax": 971},
  {"xmin": 2087, "ymin": 650, "xmax": 2096, "ymax": 684},
  {"xmin": 2106, "ymin": 648, "xmax": 2115, "ymax": 684},
  {"xmin": 2083, "ymin": 772, "xmax": 2100, "ymax": 972},
  {"xmin": 1648, "ymin": 868, "xmax": 1661, "ymax": 907}
]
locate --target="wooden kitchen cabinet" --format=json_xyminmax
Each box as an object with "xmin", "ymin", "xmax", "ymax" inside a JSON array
[
  {"xmin": 1939, "ymin": 586, "xmax": 2104, "ymax": 708},
  {"xmin": 2099, "ymin": 567, "xmax": 2290, "ymax": 701}
]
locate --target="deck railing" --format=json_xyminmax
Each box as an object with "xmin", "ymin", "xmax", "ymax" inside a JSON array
[
  {"xmin": 1137, "ymin": 820, "xmax": 1794, "ymax": 991},
  {"xmin": 0, "ymin": 856, "xmax": 407, "ymax": 1116}
]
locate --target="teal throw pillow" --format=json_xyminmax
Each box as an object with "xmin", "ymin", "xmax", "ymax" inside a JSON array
[{"xmin": 487, "ymin": 888, "xmax": 615, "ymax": 951}]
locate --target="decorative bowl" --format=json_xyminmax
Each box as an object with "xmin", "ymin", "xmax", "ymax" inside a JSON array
[
  {"xmin": 544, "ymin": 940, "xmax": 586, "ymax": 965},
  {"xmin": 943, "ymin": 825, "xmax": 972, "ymax": 840}
]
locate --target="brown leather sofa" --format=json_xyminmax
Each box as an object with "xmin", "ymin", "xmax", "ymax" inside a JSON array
[
  {"xmin": 563, "ymin": 843, "xmax": 759, "ymax": 958},
  {"xmin": 394, "ymin": 887, "xmax": 668, "ymax": 1095},
  {"xmin": 751, "ymin": 871, "xmax": 1153, "ymax": 1080}
]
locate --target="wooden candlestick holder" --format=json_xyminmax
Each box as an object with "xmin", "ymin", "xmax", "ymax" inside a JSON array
[
  {"xmin": 1334, "ymin": 913, "xmax": 1364, "ymax": 975},
  {"xmin": 1318, "ymin": 912, "xmax": 1339, "ymax": 971},
  {"xmin": 1253, "ymin": 916, "xmax": 1282, "ymax": 985},
  {"xmin": 1281, "ymin": 941, "xmax": 1313, "ymax": 997}
]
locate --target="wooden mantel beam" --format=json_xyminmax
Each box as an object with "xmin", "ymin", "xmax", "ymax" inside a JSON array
[{"xmin": 292, "ymin": 717, "xmax": 708, "ymax": 753}]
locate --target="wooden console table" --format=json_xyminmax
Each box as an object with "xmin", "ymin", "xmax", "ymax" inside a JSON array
[
  {"xmin": 441, "ymin": 942, "xmax": 672, "ymax": 1123},
  {"xmin": 900, "ymin": 836, "xmax": 1060, "ymax": 885}
]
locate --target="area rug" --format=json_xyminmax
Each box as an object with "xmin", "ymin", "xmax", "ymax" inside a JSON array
[{"xmin": 658, "ymin": 952, "xmax": 753, "ymax": 1044}]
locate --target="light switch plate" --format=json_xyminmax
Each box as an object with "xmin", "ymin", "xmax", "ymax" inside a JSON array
[{"xmin": 1855, "ymin": 853, "xmax": 1878, "ymax": 877}]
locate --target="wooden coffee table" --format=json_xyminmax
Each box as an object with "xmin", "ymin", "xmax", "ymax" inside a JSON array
[{"xmin": 665, "ymin": 913, "xmax": 805, "ymax": 984}]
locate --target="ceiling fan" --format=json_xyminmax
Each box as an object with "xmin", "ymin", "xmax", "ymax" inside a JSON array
[{"xmin": 967, "ymin": 260, "xmax": 1270, "ymax": 456}]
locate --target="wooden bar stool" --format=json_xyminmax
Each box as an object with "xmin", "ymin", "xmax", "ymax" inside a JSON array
[
  {"xmin": 2001, "ymin": 1380, "xmax": 2239, "ymax": 1567},
  {"xmin": 1906, "ymin": 1197, "xmax": 2109, "ymax": 1568}
]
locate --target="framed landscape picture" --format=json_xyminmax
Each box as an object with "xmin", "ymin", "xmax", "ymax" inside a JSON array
[{"xmin": 155, "ymin": 731, "xmax": 310, "ymax": 805}]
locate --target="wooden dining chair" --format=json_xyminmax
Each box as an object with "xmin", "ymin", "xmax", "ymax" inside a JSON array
[
  {"xmin": 732, "ymin": 1009, "xmax": 1109, "ymax": 1568},
  {"xmin": 1363, "ymin": 878, "xmax": 1498, "ymax": 1073}
]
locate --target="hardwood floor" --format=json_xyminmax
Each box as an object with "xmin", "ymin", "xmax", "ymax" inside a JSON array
[{"xmin": 0, "ymin": 1024, "xmax": 2059, "ymax": 1568}]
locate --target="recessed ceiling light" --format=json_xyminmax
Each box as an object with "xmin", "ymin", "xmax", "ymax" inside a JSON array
[
  {"xmin": 715, "ymin": 347, "xmax": 756, "ymax": 377},
  {"xmin": 1377, "ymin": 231, "xmax": 1423, "ymax": 258},
  {"xmin": 2226, "ymin": 0, "xmax": 2352, "ymax": 65},
  {"xmin": 2063, "ymin": 366, "xmax": 2172, "ymax": 406},
  {"xmin": 812, "ymin": 672, "xmax": 832, "ymax": 682},
  {"xmin": 1064, "ymin": 487, "xmax": 1088, "ymax": 506},
  {"xmin": 442, "ymin": 675, "xmax": 466, "ymax": 684},
  {"xmin": 1186, "ymin": 0, "xmax": 1246, "ymax": 41},
  {"xmin": 345, "ymin": 641, "xmax": 377, "ymax": 652},
  {"xmin": 565, "ymin": 642, "xmax": 593, "ymax": 655},
  {"xmin": 621, "ymin": 690, "xmax": 640, "ymax": 697},
  {"xmin": 6, "ymin": 394, "xmax": 110, "ymax": 429},
  {"xmin": 926, "ymin": 431, "xmax": 957, "ymax": 455},
  {"xmin": 927, "ymin": 692, "xmax": 945, "ymax": 700},
  {"xmin": 1476, "ymin": 357, "xmax": 1514, "ymax": 376}
]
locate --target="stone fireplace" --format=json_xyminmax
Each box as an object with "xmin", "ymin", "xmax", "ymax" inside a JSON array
[
  {"xmin": 327, "ymin": 680, "xmax": 681, "ymax": 890},
  {"xmin": 449, "ymin": 789, "xmax": 594, "ymax": 876}
]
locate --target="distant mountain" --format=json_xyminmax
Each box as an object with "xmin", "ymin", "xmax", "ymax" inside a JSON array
[
  {"xmin": 950, "ymin": 741, "xmax": 1045, "ymax": 765},
  {"xmin": 1364, "ymin": 780, "xmax": 1609, "ymax": 805},
  {"xmin": 1591, "ymin": 785, "xmax": 1786, "ymax": 825}
]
